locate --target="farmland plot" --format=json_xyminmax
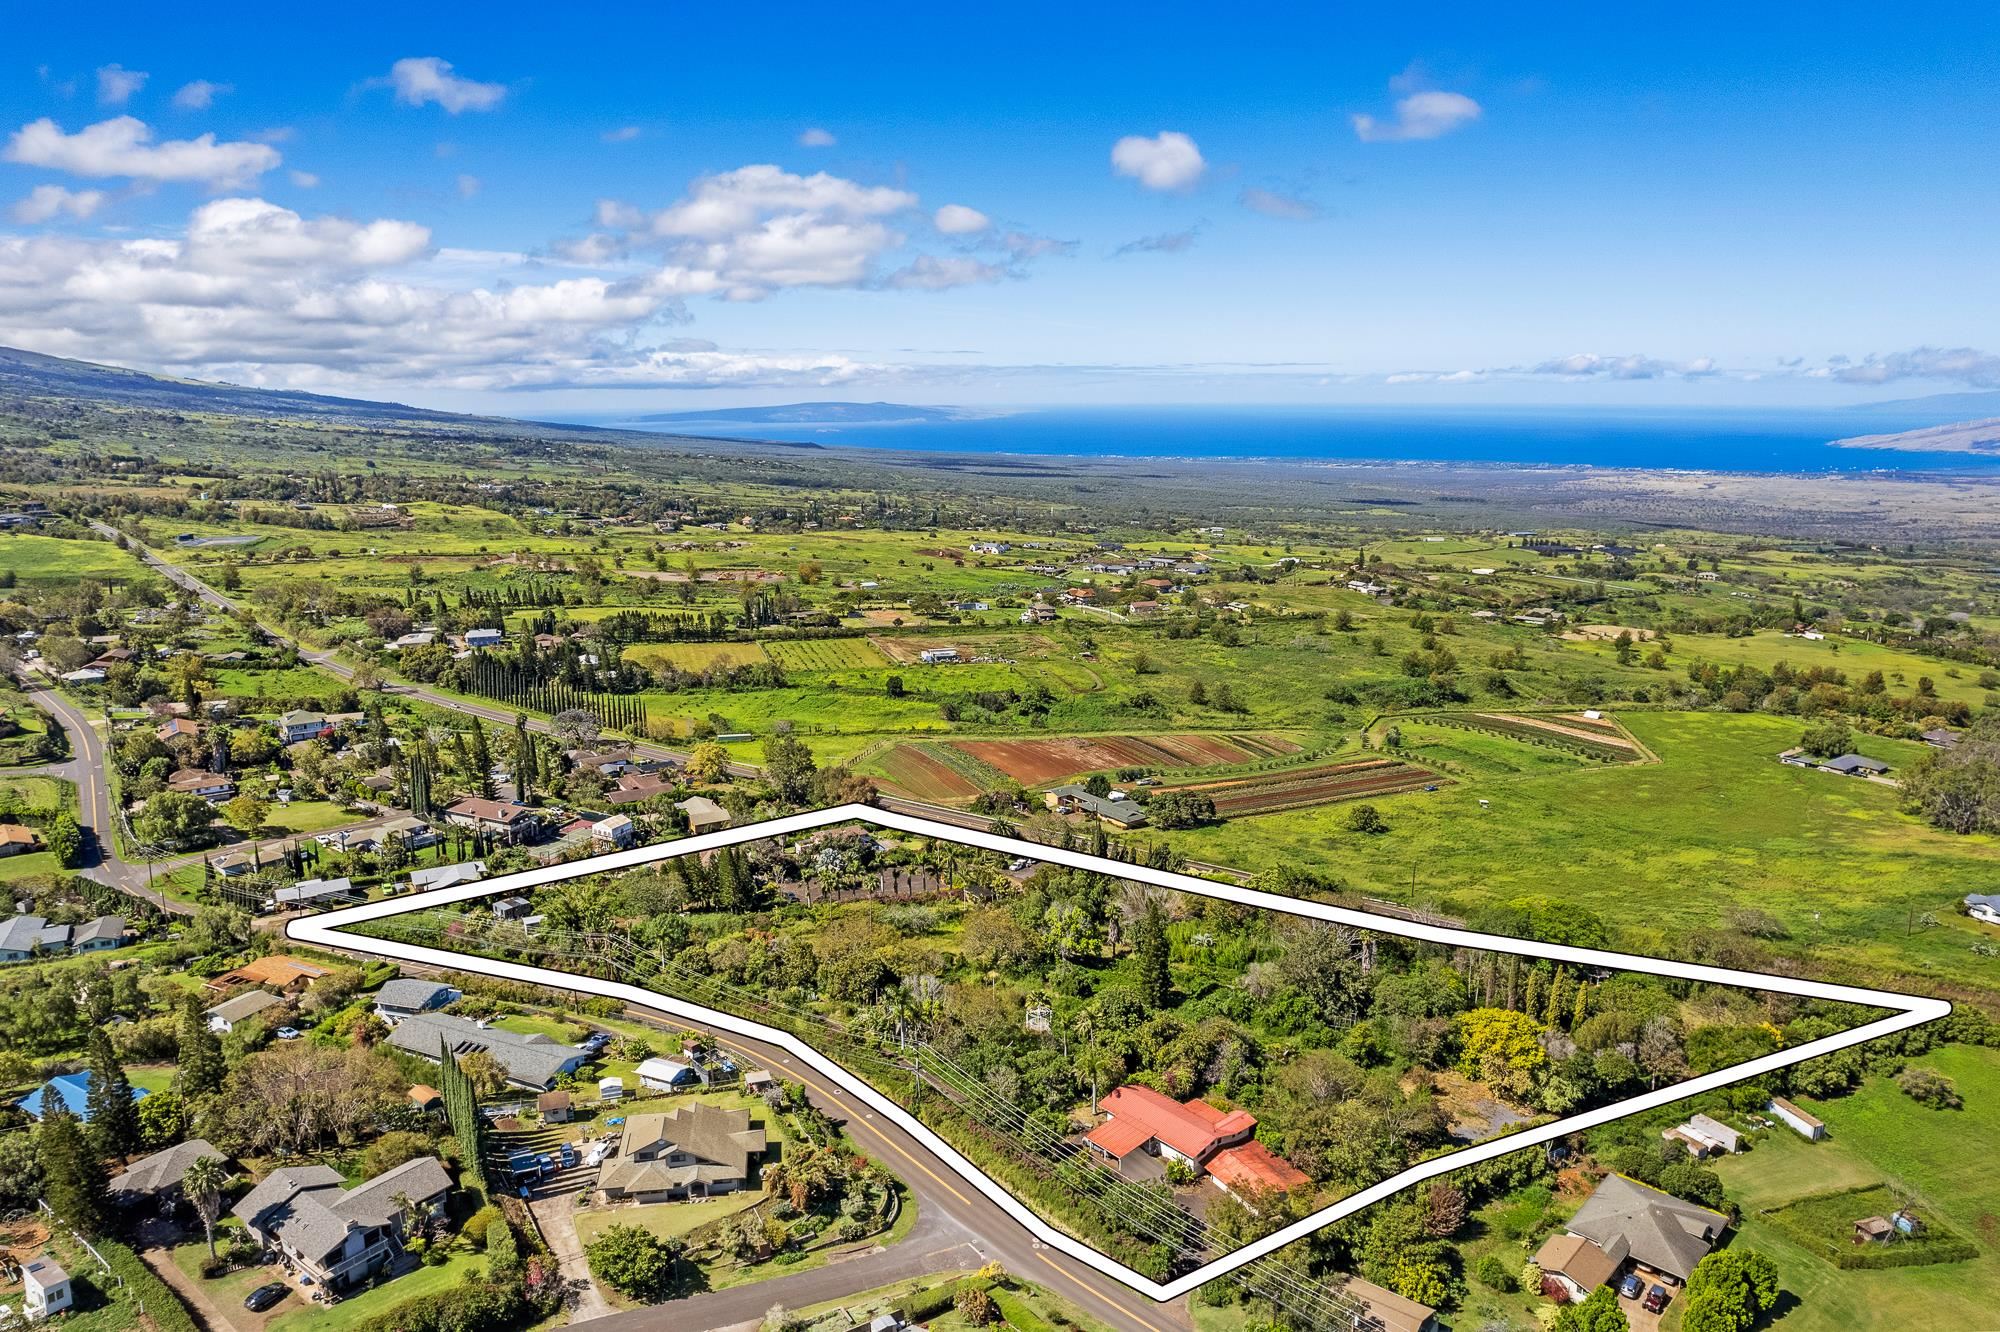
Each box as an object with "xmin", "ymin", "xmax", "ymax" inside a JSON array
[
  {"xmin": 1173, "ymin": 758, "xmax": 1443, "ymax": 817},
  {"xmin": 952, "ymin": 732, "xmax": 1300, "ymax": 785},
  {"xmin": 623, "ymin": 641, "xmax": 770, "ymax": 671},
  {"xmin": 765, "ymin": 638, "xmax": 890, "ymax": 671}
]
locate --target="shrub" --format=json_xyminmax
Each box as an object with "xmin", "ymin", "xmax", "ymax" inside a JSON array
[
  {"xmin": 586, "ymin": 1223, "xmax": 683, "ymax": 1300},
  {"xmin": 1475, "ymin": 1253, "xmax": 1517, "ymax": 1292},
  {"xmin": 463, "ymin": 1203, "xmax": 504, "ymax": 1250},
  {"xmin": 955, "ymin": 1287, "xmax": 998, "ymax": 1326},
  {"xmin": 1895, "ymin": 1066, "xmax": 1962, "ymax": 1109}
]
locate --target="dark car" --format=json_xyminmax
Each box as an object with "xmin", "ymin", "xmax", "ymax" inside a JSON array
[
  {"xmin": 1619, "ymin": 1273, "xmax": 1643, "ymax": 1299},
  {"xmin": 1644, "ymin": 1284, "xmax": 1670, "ymax": 1313},
  {"xmin": 245, "ymin": 1283, "xmax": 290, "ymax": 1312}
]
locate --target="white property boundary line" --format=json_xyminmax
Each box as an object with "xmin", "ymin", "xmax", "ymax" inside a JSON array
[{"xmin": 290, "ymin": 803, "xmax": 1949, "ymax": 1303}]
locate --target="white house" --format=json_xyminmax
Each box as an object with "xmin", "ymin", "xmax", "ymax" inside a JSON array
[
  {"xmin": 637, "ymin": 1057, "xmax": 701, "ymax": 1092},
  {"xmin": 465, "ymin": 628, "xmax": 503, "ymax": 649},
  {"xmin": 206, "ymin": 989, "xmax": 283, "ymax": 1033},
  {"xmin": 58, "ymin": 668, "xmax": 107, "ymax": 685},
  {"xmin": 275, "ymin": 710, "xmax": 331, "ymax": 744},
  {"xmin": 591, "ymin": 814, "xmax": 636, "ymax": 848},
  {"xmin": 1967, "ymin": 893, "xmax": 2000, "ymax": 926},
  {"xmin": 919, "ymin": 647, "xmax": 960, "ymax": 664}
]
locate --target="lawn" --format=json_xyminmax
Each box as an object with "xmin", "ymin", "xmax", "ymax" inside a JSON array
[
  {"xmin": 258, "ymin": 799, "xmax": 371, "ymax": 837},
  {"xmin": 0, "ymin": 532, "xmax": 158, "ymax": 584},
  {"xmin": 573, "ymin": 1192, "xmax": 762, "ymax": 1247},
  {"xmin": 267, "ymin": 1250, "xmax": 484, "ymax": 1332}
]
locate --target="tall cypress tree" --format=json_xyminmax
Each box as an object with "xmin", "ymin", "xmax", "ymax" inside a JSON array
[
  {"xmin": 177, "ymin": 993, "xmax": 225, "ymax": 1099},
  {"xmin": 85, "ymin": 1028, "xmax": 140, "ymax": 1158},
  {"xmin": 1137, "ymin": 897, "xmax": 1172, "ymax": 1009},
  {"xmin": 38, "ymin": 1089, "xmax": 108, "ymax": 1237},
  {"xmin": 469, "ymin": 722, "xmax": 496, "ymax": 799}
]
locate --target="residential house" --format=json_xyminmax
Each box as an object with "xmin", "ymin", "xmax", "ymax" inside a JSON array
[
  {"xmin": 919, "ymin": 646, "xmax": 960, "ymax": 664},
  {"xmin": 108, "ymin": 1138, "xmax": 229, "ymax": 1209},
  {"xmin": 597, "ymin": 1102, "xmax": 768, "ymax": 1203},
  {"xmin": 539, "ymin": 1090, "xmax": 574, "ymax": 1124},
  {"xmin": 1335, "ymin": 1277, "xmax": 1438, "ymax": 1332},
  {"xmin": 273, "ymin": 876, "xmax": 360, "ymax": 908},
  {"xmin": 1663, "ymin": 1112, "xmax": 1742, "ymax": 1158},
  {"xmin": 58, "ymin": 668, "xmax": 107, "ymax": 685},
  {"xmin": 1043, "ymin": 785, "xmax": 1148, "ymax": 829},
  {"xmin": 442, "ymin": 797, "xmax": 544, "ymax": 843},
  {"xmin": 0, "ymin": 825, "xmax": 40, "ymax": 858},
  {"xmin": 385, "ymin": 1012, "xmax": 589, "ymax": 1090},
  {"xmin": 205, "ymin": 955, "xmax": 331, "ymax": 997},
  {"xmin": 606, "ymin": 771, "xmax": 675, "ymax": 806},
  {"xmin": 637, "ymin": 1057, "xmax": 702, "ymax": 1092},
  {"xmin": 1821, "ymin": 753, "xmax": 1890, "ymax": 777},
  {"xmin": 206, "ymin": 989, "xmax": 284, "ymax": 1033},
  {"xmin": 410, "ymin": 859, "xmax": 486, "ymax": 892},
  {"xmin": 0, "ymin": 915, "xmax": 70, "ymax": 961},
  {"xmin": 373, "ymin": 978, "xmax": 462, "ymax": 1024},
  {"xmin": 675, "ymin": 796, "xmax": 732, "ymax": 834},
  {"xmin": 591, "ymin": 814, "xmax": 637, "ymax": 848},
  {"xmin": 275, "ymin": 710, "xmax": 332, "ymax": 744},
  {"xmin": 386, "ymin": 630, "xmax": 438, "ymax": 651},
  {"xmin": 1768, "ymin": 1095, "xmax": 1826, "ymax": 1140},
  {"xmin": 166, "ymin": 768, "xmax": 236, "ymax": 801},
  {"xmin": 465, "ymin": 628, "xmax": 503, "ymax": 649},
  {"xmin": 71, "ymin": 915, "xmax": 127, "ymax": 952},
  {"xmin": 21, "ymin": 1257, "xmax": 71, "ymax": 1320},
  {"xmin": 213, "ymin": 852, "xmax": 257, "ymax": 878},
  {"xmin": 568, "ymin": 746, "xmax": 637, "ymax": 776},
  {"xmin": 408, "ymin": 1085, "xmax": 444, "ymax": 1114},
  {"xmin": 376, "ymin": 815, "xmax": 439, "ymax": 849},
  {"xmin": 1082, "ymin": 1085, "xmax": 1308, "ymax": 1198},
  {"xmin": 19, "ymin": 1070, "xmax": 149, "ymax": 1122},
  {"xmin": 232, "ymin": 1156, "xmax": 453, "ymax": 1292},
  {"xmin": 1126, "ymin": 600, "xmax": 1162, "ymax": 618},
  {"xmin": 156, "ymin": 718, "xmax": 202, "ymax": 743},
  {"xmin": 1534, "ymin": 1173, "xmax": 1729, "ymax": 1299},
  {"xmin": 1966, "ymin": 893, "xmax": 2000, "ymax": 926},
  {"xmin": 1921, "ymin": 729, "xmax": 1961, "ymax": 750}
]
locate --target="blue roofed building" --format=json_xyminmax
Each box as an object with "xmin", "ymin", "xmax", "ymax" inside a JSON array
[{"xmin": 19, "ymin": 1070, "xmax": 149, "ymax": 1122}]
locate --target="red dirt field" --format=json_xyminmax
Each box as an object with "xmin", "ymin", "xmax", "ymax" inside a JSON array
[
  {"xmin": 1478, "ymin": 712, "xmax": 1636, "ymax": 750},
  {"xmin": 874, "ymin": 744, "xmax": 983, "ymax": 799},
  {"xmin": 952, "ymin": 733, "xmax": 1299, "ymax": 784}
]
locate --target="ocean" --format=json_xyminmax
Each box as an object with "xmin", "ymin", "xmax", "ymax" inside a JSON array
[{"xmin": 612, "ymin": 405, "xmax": 2000, "ymax": 474}]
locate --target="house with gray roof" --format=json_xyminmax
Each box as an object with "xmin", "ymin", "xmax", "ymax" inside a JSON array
[
  {"xmin": 0, "ymin": 915, "xmax": 71, "ymax": 961},
  {"xmin": 385, "ymin": 1012, "xmax": 589, "ymax": 1090},
  {"xmin": 1821, "ymin": 753, "xmax": 1890, "ymax": 776},
  {"xmin": 409, "ymin": 860, "xmax": 485, "ymax": 892},
  {"xmin": 1043, "ymin": 785, "xmax": 1148, "ymax": 829},
  {"xmin": 232, "ymin": 1156, "xmax": 452, "ymax": 1291},
  {"xmin": 1543, "ymin": 1173, "xmax": 1729, "ymax": 1294},
  {"xmin": 206, "ymin": 989, "xmax": 283, "ymax": 1033},
  {"xmin": 373, "ymin": 978, "xmax": 462, "ymax": 1024},
  {"xmin": 598, "ymin": 1101, "xmax": 768, "ymax": 1203},
  {"xmin": 108, "ymin": 1138, "xmax": 229, "ymax": 1206},
  {"xmin": 71, "ymin": 915, "xmax": 127, "ymax": 952}
]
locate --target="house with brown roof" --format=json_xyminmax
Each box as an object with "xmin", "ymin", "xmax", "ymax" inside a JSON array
[
  {"xmin": 0, "ymin": 824, "xmax": 40, "ymax": 857},
  {"xmin": 442, "ymin": 797, "xmax": 544, "ymax": 843},
  {"xmin": 605, "ymin": 771, "xmax": 675, "ymax": 806},
  {"xmin": 204, "ymin": 954, "xmax": 331, "ymax": 997},
  {"xmin": 1337, "ymin": 1276, "xmax": 1438, "ymax": 1332},
  {"xmin": 156, "ymin": 718, "xmax": 202, "ymax": 743},
  {"xmin": 166, "ymin": 768, "xmax": 236, "ymax": 802},
  {"xmin": 598, "ymin": 1102, "xmax": 768, "ymax": 1203},
  {"xmin": 1533, "ymin": 1173, "xmax": 1729, "ymax": 1300}
]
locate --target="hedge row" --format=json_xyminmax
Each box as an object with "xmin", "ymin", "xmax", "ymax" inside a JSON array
[
  {"xmin": 95, "ymin": 1237, "xmax": 201, "ymax": 1332},
  {"xmin": 347, "ymin": 1278, "xmax": 530, "ymax": 1332}
]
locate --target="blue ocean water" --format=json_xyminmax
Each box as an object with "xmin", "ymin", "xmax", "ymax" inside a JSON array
[{"xmin": 615, "ymin": 405, "xmax": 2000, "ymax": 474}]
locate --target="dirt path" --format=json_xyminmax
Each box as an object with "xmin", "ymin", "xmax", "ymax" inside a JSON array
[{"xmin": 140, "ymin": 1244, "xmax": 244, "ymax": 1332}]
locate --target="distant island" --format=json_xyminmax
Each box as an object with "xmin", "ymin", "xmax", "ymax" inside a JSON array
[
  {"xmin": 634, "ymin": 401, "xmax": 978, "ymax": 426},
  {"xmin": 1833, "ymin": 416, "xmax": 2000, "ymax": 455}
]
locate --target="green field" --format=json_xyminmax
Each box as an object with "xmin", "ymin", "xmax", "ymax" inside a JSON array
[
  {"xmin": 765, "ymin": 637, "xmax": 891, "ymax": 670},
  {"xmin": 1697, "ymin": 1046, "xmax": 2000, "ymax": 1332},
  {"xmin": 0, "ymin": 532, "xmax": 158, "ymax": 584},
  {"xmin": 623, "ymin": 640, "xmax": 772, "ymax": 672},
  {"xmin": 1161, "ymin": 710, "xmax": 2000, "ymax": 990}
]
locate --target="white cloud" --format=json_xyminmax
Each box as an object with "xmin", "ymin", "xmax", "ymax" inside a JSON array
[
  {"xmin": 601, "ymin": 126, "xmax": 641, "ymax": 143},
  {"xmin": 1528, "ymin": 352, "xmax": 1713, "ymax": 380},
  {"xmin": 171, "ymin": 80, "xmax": 231, "ymax": 111},
  {"xmin": 1111, "ymin": 131, "xmax": 1205, "ymax": 191},
  {"xmin": 179, "ymin": 197, "xmax": 432, "ymax": 270},
  {"xmin": 3, "ymin": 116, "xmax": 281, "ymax": 188},
  {"xmin": 1113, "ymin": 228, "xmax": 1199, "ymax": 257},
  {"xmin": 456, "ymin": 173, "xmax": 481, "ymax": 199},
  {"xmin": 933, "ymin": 203, "xmax": 990, "ymax": 235},
  {"xmin": 797, "ymin": 127, "xmax": 836, "ymax": 147},
  {"xmin": 10, "ymin": 184, "xmax": 107, "ymax": 223},
  {"xmin": 1352, "ymin": 90, "xmax": 1482, "ymax": 143},
  {"xmin": 884, "ymin": 254, "xmax": 1009, "ymax": 290},
  {"xmin": 595, "ymin": 198, "xmax": 645, "ymax": 229},
  {"xmin": 96, "ymin": 65, "xmax": 148, "ymax": 107},
  {"xmin": 1823, "ymin": 346, "xmax": 2000, "ymax": 388},
  {"xmin": 386, "ymin": 57, "xmax": 506, "ymax": 114},
  {"xmin": 1239, "ymin": 187, "xmax": 1318, "ymax": 220},
  {"xmin": 289, "ymin": 170, "xmax": 320, "ymax": 188}
]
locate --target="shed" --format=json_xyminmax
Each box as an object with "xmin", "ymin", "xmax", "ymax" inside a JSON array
[{"xmin": 1769, "ymin": 1095, "xmax": 1826, "ymax": 1140}]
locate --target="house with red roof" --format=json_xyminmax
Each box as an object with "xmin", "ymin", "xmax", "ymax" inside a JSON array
[{"xmin": 1083, "ymin": 1085, "xmax": 1309, "ymax": 1200}]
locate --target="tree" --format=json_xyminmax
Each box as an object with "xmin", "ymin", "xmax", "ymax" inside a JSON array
[
  {"xmin": 85, "ymin": 1027, "xmax": 141, "ymax": 1157},
  {"xmin": 177, "ymin": 993, "xmax": 226, "ymax": 1098},
  {"xmin": 1346, "ymin": 803, "xmax": 1389, "ymax": 834},
  {"xmin": 38, "ymin": 1090, "xmax": 108, "ymax": 1238},
  {"xmin": 764, "ymin": 736, "xmax": 819, "ymax": 804},
  {"xmin": 46, "ymin": 813, "xmax": 84, "ymax": 868},
  {"xmin": 182, "ymin": 1154, "xmax": 229, "ymax": 1258},
  {"xmin": 1145, "ymin": 790, "xmax": 1214, "ymax": 829},
  {"xmin": 1136, "ymin": 896, "xmax": 1172, "ymax": 1008},
  {"xmin": 954, "ymin": 1287, "xmax": 998, "ymax": 1326},
  {"xmin": 460, "ymin": 1050, "xmax": 508, "ymax": 1099},
  {"xmin": 1454, "ymin": 1008, "xmax": 1547, "ymax": 1097},
  {"xmin": 1551, "ymin": 1286, "xmax": 1630, "ymax": 1332},
  {"xmin": 219, "ymin": 793, "xmax": 270, "ymax": 838},
  {"xmin": 1680, "ymin": 1249, "xmax": 1778, "ymax": 1332},
  {"xmin": 1895, "ymin": 1066, "xmax": 1962, "ymax": 1108},
  {"xmin": 1799, "ymin": 720, "xmax": 1854, "ymax": 758},
  {"xmin": 134, "ymin": 790, "xmax": 216, "ymax": 846},
  {"xmin": 586, "ymin": 1223, "xmax": 683, "ymax": 1299},
  {"xmin": 553, "ymin": 708, "xmax": 601, "ymax": 751},
  {"xmin": 686, "ymin": 741, "xmax": 730, "ymax": 783}
]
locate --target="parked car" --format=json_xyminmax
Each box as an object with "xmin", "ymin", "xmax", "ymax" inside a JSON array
[
  {"xmin": 1644, "ymin": 1285, "xmax": 1670, "ymax": 1314},
  {"xmin": 245, "ymin": 1283, "xmax": 289, "ymax": 1312},
  {"xmin": 275, "ymin": 1026, "xmax": 302, "ymax": 1040},
  {"xmin": 1619, "ymin": 1273, "xmax": 1643, "ymax": 1300}
]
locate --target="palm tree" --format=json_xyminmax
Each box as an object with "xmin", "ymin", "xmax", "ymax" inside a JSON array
[{"xmin": 182, "ymin": 1155, "xmax": 229, "ymax": 1259}]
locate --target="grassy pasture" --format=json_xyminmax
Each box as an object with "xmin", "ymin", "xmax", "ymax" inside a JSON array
[
  {"xmin": 623, "ymin": 640, "xmax": 771, "ymax": 672},
  {"xmin": 0, "ymin": 532, "xmax": 157, "ymax": 584}
]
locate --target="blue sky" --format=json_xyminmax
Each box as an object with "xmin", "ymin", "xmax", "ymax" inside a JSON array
[{"xmin": 4, "ymin": 4, "xmax": 1998, "ymax": 414}]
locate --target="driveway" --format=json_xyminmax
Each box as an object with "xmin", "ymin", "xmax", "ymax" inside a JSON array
[{"xmin": 528, "ymin": 1179, "xmax": 614, "ymax": 1322}]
